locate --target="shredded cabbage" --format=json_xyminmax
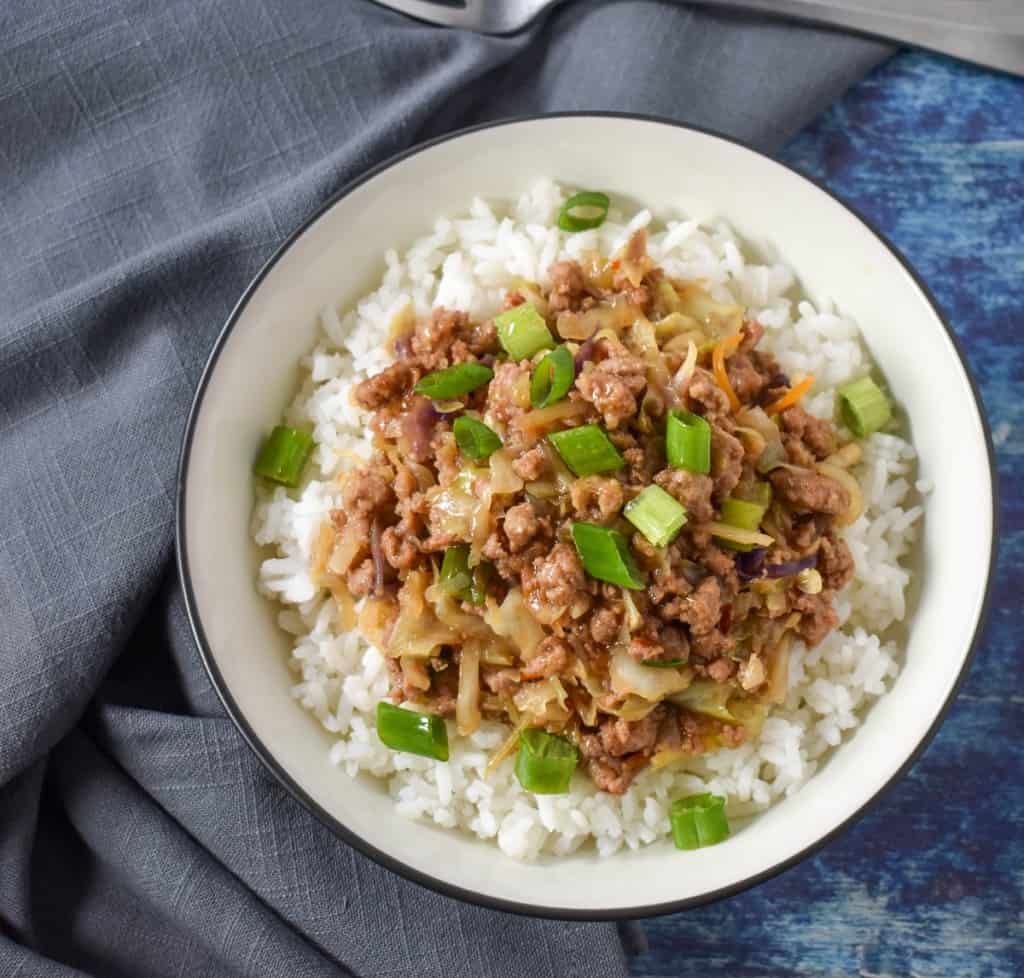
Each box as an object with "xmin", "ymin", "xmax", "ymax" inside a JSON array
[
  {"xmin": 609, "ymin": 648, "xmax": 691, "ymax": 701},
  {"xmin": 484, "ymin": 588, "xmax": 546, "ymax": 660}
]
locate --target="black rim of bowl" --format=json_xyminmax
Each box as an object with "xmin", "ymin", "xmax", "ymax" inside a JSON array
[{"xmin": 176, "ymin": 112, "xmax": 999, "ymax": 922}]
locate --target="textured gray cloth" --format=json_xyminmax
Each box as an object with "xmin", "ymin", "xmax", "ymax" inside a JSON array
[{"xmin": 0, "ymin": 2, "xmax": 890, "ymax": 975}]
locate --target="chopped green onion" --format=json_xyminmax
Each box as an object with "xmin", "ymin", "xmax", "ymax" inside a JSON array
[
  {"xmin": 376, "ymin": 702, "xmax": 449, "ymax": 761},
  {"xmin": 515, "ymin": 728, "xmax": 578, "ymax": 793},
  {"xmin": 530, "ymin": 345, "xmax": 575, "ymax": 408},
  {"xmin": 557, "ymin": 191, "xmax": 611, "ymax": 232},
  {"xmin": 453, "ymin": 415, "xmax": 502, "ymax": 460},
  {"xmin": 494, "ymin": 304, "xmax": 555, "ymax": 360},
  {"xmin": 439, "ymin": 545, "xmax": 491, "ymax": 605},
  {"xmin": 670, "ymin": 792, "xmax": 731, "ymax": 850},
  {"xmin": 838, "ymin": 375, "xmax": 891, "ymax": 437},
  {"xmin": 641, "ymin": 658, "xmax": 688, "ymax": 668},
  {"xmin": 720, "ymin": 497, "xmax": 767, "ymax": 531},
  {"xmin": 414, "ymin": 362, "xmax": 493, "ymax": 400},
  {"xmin": 548, "ymin": 424, "xmax": 624, "ymax": 477},
  {"xmin": 666, "ymin": 410, "xmax": 711, "ymax": 474},
  {"xmin": 254, "ymin": 426, "xmax": 314, "ymax": 488},
  {"xmin": 470, "ymin": 560, "xmax": 494, "ymax": 606},
  {"xmin": 624, "ymin": 485, "xmax": 688, "ymax": 548},
  {"xmin": 439, "ymin": 545, "xmax": 473, "ymax": 599},
  {"xmin": 716, "ymin": 496, "xmax": 769, "ymax": 553},
  {"xmin": 570, "ymin": 522, "xmax": 646, "ymax": 590}
]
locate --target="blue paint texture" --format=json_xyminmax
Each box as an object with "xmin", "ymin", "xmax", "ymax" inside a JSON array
[{"xmin": 634, "ymin": 51, "xmax": 1023, "ymax": 978}]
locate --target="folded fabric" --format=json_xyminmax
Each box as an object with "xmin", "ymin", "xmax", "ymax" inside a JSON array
[{"xmin": 0, "ymin": 1, "xmax": 890, "ymax": 975}]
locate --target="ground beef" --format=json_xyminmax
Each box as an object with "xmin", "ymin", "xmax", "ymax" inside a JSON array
[
  {"xmin": 780, "ymin": 405, "xmax": 836, "ymax": 460},
  {"xmin": 686, "ymin": 533, "xmax": 735, "ymax": 580},
  {"xmin": 346, "ymin": 558, "xmax": 376, "ymax": 598},
  {"xmin": 659, "ymin": 624, "xmax": 690, "ymax": 661},
  {"xmin": 569, "ymin": 475, "xmax": 625, "ymax": 521},
  {"xmin": 385, "ymin": 657, "xmax": 414, "ymax": 704},
  {"xmin": 653, "ymin": 468, "xmax": 715, "ymax": 523},
  {"xmin": 575, "ymin": 347, "xmax": 646, "ymax": 429},
  {"xmin": 511, "ymin": 444, "xmax": 548, "ymax": 481},
  {"xmin": 409, "ymin": 307, "xmax": 470, "ymax": 370},
  {"xmin": 423, "ymin": 666, "xmax": 459, "ymax": 717},
  {"xmin": 783, "ymin": 435, "xmax": 817, "ymax": 467},
  {"xmin": 380, "ymin": 525, "xmax": 419, "ymax": 570},
  {"xmin": 628, "ymin": 624, "xmax": 689, "ymax": 664},
  {"xmin": 818, "ymin": 533, "xmax": 855, "ymax": 591},
  {"xmin": 738, "ymin": 320, "xmax": 765, "ymax": 354},
  {"xmin": 354, "ymin": 362, "xmax": 412, "ymax": 410},
  {"xmin": 677, "ymin": 577, "xmax": 722, "ymax": 635},
  {"xmin": 336, "ymin": 460, "xmax": 397, "ymax": 576},
  {"xmin": 770, "ymin": 467, "xmax": 850, "ymax": 515},
  {"xmin": 727, "ymin": 354, "xmax": 768, "ymax": 404},
  {"xmin": 596, "ymin": 709, "xmax": 663, "ymax": 757},
  {"xmin": 793, "ymin": 590, "xmax": 839, "ymax": 646},
  {"xmin": 706, "ymin": 656, "xmax": 736, "ymax": 682},
  {"xmin": 394, "ymin": 464, "xmax": 419, "ymax": 500},
  {"xmin": 433, "ymin": 430, "xmax": 461, "ymax": 487},
  {"xmin": 548, "ymin": 260, "xmax": 588, "ymax": 312},
  {"xmin": 467, "ymin": 318, "xmax": 499, "ymax": 356},
  {"xmin": 589, "ymin": 605, "xmax": 622, "ymax": 644},
  {"xmin": 486, "ymin": 360, "xmax": 531, "ymax": 425},
  {"xmin": 523, "ymin": 542, "xmax": 586, "ymax": 617},
  {"xmin": 690, "ymin": 628, "xmax": 735, "ymax": 661},
  {"xmin": 481, "ymin": 533, "xmax": 548, "ymax": 581},
  {"xmin": 502, "ymin": 501, "xmax": 545, "ymax": 553},
  {"xmin": 685, "ymin": 368, "xmax": 731, "ymax": 426},
  {"xmin": 520, "ymin": 636, "xmax": 570, "ymax": 680},
  {"xmin": 481, "ymin": 667, "xmax": 521, "ymax": 694},
  {"xmin": 585, "ymin": 755, "xmax": 646, "ymax": 795},
  {"xmin": 626, "ymin": 635, "xmax": 663, "ymax": 663},
  {"xmin": 710, "ymin": 425, "xmax": 744, "ymax": 498},
  {"xmin": 788, "ymin": 513, "xmax": 826, "ymax": 551}
]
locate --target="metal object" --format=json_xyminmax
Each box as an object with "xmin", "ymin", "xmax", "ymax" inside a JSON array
[{"xmin": 368, "ymin": 0, "xmax": 1024, "ymax": 77}]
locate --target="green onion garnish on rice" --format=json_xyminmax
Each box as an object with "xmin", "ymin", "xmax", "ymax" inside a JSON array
[
  {"xmin": 670, "ymin": 793, "xmax": 731, "ymax": 850},
  {"xmin": 253, "ymin": 425, "xmax": 314, "ymax": 488},
  {"xmin": 376, "ymin": 702, "xmax": 449, "ymax": 761},
  {"xmin": 515, "ymin": 728, "xmax": 578, "ymax": 794},
  {"xmin": 557, "ymin": 191, "xmax": 610, "ymax": 232},
  {"xmin": 837, "ymin": 375, "xmax": 891, "ymax": 437}
]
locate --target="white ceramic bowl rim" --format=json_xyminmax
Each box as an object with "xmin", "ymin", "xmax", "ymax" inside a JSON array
[{"xmin": 176, "ymin": 113, "xmax": 998, "ymax": 921}]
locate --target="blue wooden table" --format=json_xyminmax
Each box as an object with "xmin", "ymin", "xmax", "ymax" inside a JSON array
[{"xmin": 634, "ymin": 51, "xmax": 1023, "ymax": 978}]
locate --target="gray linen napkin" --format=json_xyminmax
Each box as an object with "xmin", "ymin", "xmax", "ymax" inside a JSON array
[{"xmin": 0, "ymin": 1, "xmax": 890, "ymax": 975}]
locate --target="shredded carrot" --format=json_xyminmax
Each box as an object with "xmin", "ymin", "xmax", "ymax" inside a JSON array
[
  {"xmin": 765, "ymin": 374, "xmax": 815, "ymax": 416},
  {"xmin": 712, "ymin": 332, "xmax": 743, "ymax": 413}
]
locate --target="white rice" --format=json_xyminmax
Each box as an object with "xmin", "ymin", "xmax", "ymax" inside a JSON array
[{"xmin": 253, "ymin": 180, "xmax": 924, "ymax": 861}]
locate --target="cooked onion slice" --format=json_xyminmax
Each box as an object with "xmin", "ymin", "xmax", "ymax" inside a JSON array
[{"xmin": 816, "ymin": 461, "xmax": 864, "ymax": 526}]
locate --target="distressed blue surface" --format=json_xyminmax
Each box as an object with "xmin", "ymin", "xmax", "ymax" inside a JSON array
[{"xmin": 635, "ymin": 52, "xmax": 1023, "ymax": 978}]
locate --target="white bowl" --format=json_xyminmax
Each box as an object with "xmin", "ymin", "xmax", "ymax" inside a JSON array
[{"xmin": 177, "ymin": 114, "xmax": 996, "ymax": 918}]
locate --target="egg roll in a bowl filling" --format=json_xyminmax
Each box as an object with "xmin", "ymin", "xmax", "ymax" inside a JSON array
[{"xmin": 253, "ymin": 182, "xmax": 923, "ymax": 860}]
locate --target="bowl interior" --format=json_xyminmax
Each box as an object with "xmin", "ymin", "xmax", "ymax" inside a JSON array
[{"xmin": 179, "ymin": 116, "xmax": 993, "ymax": 916}]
